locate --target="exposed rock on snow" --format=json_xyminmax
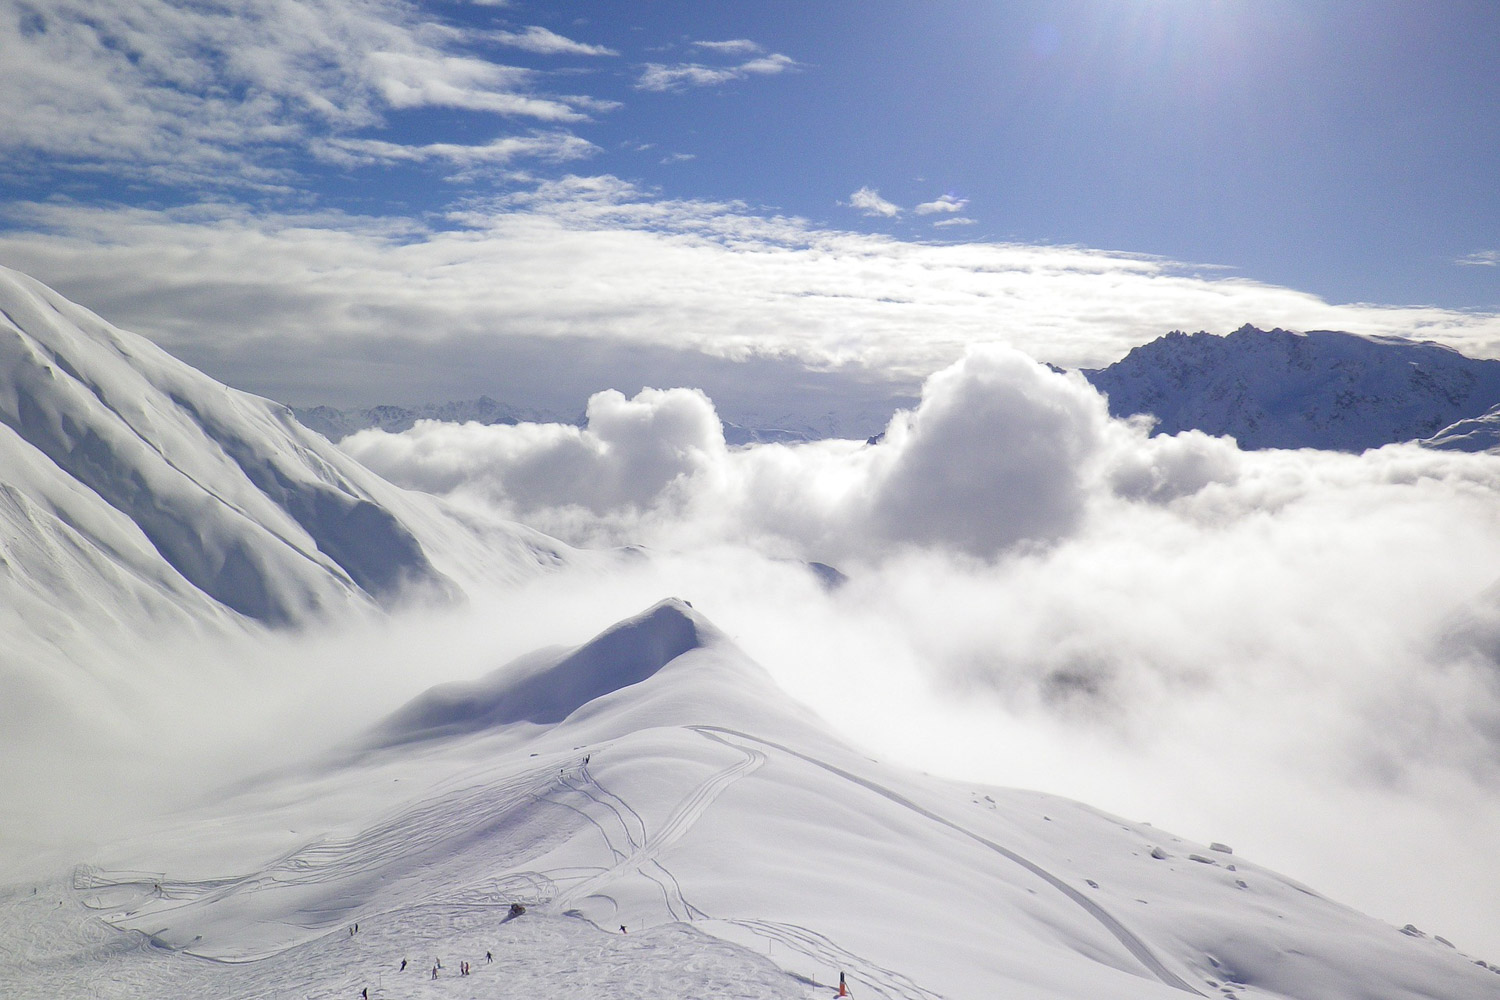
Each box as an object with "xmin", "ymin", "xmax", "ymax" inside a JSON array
[{"xmin": 1084, "ymin": 325, "xmax": 1500, "ymax": 451}]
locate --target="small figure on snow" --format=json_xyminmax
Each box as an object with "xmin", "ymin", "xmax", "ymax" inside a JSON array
[
  {"xmin": 360, "ymin": 989, "xmax": 368, "ymax": 999},
  {"xmin": 508, "ymin": 902, "xmax": 526, "ymax": 918},
  {"xmin": 486, "ymin": 951, "xmax": 493, "ymax": 963},
  {"xmin": 399, "ymin": 958, "xmax": 406, "ymax": 972},
  {"xmin": 431, "ymin": 965, "xmax": 438, "ymax": 980},
  {"xmin": 619, "ymin": 924, "xmax": 627, "ymax": 934}
]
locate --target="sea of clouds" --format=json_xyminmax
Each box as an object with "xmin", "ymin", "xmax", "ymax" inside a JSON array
[{"xmin": 334, "ymin": 344, "xmax": 1500, "ymax": 955}]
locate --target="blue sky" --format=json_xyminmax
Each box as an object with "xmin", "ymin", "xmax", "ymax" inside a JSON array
[{"xmin": 1, "ymin": 0, "xmax": 1498, "ymax": 410}]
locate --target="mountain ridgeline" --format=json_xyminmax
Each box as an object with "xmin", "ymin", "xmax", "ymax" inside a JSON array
[
  {"xmin": 1083, "ymin": 324, "xmax": 1500, "ymax": 452},
  {"xmin": 0, "ymin": 265, "xmax": 559, "ymax": 632}
]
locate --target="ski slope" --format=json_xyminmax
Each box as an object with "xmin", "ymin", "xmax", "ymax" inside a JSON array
[{"xmin": 4, "ymin": 600, "xmax": 1494, "ymax": 1000}]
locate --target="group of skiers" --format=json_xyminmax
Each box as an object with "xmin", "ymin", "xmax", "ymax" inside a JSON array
[{"xmin": 355, "ymin": 938, "xmax": 497, "ymax": 995}]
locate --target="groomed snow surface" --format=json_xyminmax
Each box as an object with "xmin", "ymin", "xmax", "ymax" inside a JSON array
[{"xmin": 3, "ymin": 601, "xmax": 1496, "ymax": 1000}]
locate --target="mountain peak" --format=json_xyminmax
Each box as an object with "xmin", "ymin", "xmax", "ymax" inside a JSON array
[
  {"xmin": 368, "ymin": 598, "xmax": 718, "ymax": 746},
  {"xmin": 1085, "ymin": 324, "xmax": 1500, "ymax": 451},
  {"xmin": 0, "ymin": 265, "xmax": 458, "ymax": 625}
]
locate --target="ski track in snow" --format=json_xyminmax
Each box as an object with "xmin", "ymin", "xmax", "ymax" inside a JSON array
[
  {"xmin": 38, "ymin": 726, "xmax": 1203, "ymax": 1000},
  {"xmin": 692, "ymin": 727, "xmax": 1206, "ymax": 997}
]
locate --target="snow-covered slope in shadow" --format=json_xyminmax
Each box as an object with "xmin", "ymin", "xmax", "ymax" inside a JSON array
[
  {"xmin": 371, "ymin": 599, "xmax": 707, "ymax": 743},
  {"xmin": 40, "ymin": 600, "xmax": 1499, "ymax": 1000},
  {"xmin": 1084, "ymin": 325, "xmax": 1500, "ymax": 451},
  {"xmin": 0, "ymin": 265, "xmax": 567, "ymax": 643}
]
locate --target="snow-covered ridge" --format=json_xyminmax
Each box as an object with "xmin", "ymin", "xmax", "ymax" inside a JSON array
[
  {"xmin": 20, "ymin": 599, "xmax": 1496, "ymax": 999},
  {"xmin": 1083, "ymin": 324, "xmax": 1500, "ymax": 452},
  {"xmin": 0, "ymin": 265, "xmax": 560, "ymax": 635}
]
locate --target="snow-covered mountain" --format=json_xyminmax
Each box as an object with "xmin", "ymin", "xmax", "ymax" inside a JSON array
[
  {"xmin": 0, "ymin": 265, "xmax": 566, "ymax": 653},
  {"xmin": 1083, "ymin": 325, "xmax": 1500, "ymax": 451},
  {"xmin": 4, "ymin": 269, "xmax": 1498, "ymax": 998},
  {"xmin": 8, "ymin": 599, "xmax": 1493, "ymax": 1000},
  {"xmin": 1423, "ymin": 403, "xmax": 1500, "ymax": 453}
]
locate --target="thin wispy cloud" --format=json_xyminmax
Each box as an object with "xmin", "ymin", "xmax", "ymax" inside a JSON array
[
  {"xmin": 636, "ymin": 42, "xmax": 797, "ymax": 93},
  {"xmin": 488, "ymin": 25, "xmax": 617, "ymax": 57},
  {"xmin": 848, "ymin": 186, "xmax": 901, "ymax": 218},
  {"xmin": 319, "ymin": 132, "xmax": 597, "ymax": 169},
  {"xmin": 915, "ymin": 194, "xmax": 968, "ymax": 215},
  {"xmin": 0, "ymin": 0, "xmax": 600, "ymax": 187},
  {"xmin": 692, "ymin": 39, "xmax": 764, "ymax": 55},
  {"xmin": 933, "ymin": 217, "xmax": 978, "ymax": 228},
  {"xmin": 1458, "ymin": 250, "xmax": 1500, "ymax": 267}
]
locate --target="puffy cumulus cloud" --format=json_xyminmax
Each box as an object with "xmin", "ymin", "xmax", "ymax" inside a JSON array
[
  {"xmin": 333, "ymin": 350, "xmax": 1500, "ymax": 953},
  {"xmin": 0, "ymin": 0, "xmax": 600, "ymax": 186},
  {"xmin": 346, "ymin": 346, "xmax": 1242, "ymax": 560},
  {"xmin": 847, "ymin": 186, "xmax": 901, "ymax": 218},
  {"xmin": 864, "ymin": 348, "xmax": 1107, "ymax": 552},
  {"xmin": 347, "ymin": 387, "xmax": 727, "ymax": 542}
]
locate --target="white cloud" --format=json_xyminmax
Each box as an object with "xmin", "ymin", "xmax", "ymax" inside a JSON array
[
  {"xmin": 659, "ymin": 152, "xmax": 696, "ymax": 165},
  {"xmin": 848, "ymin": 186, "xmax": 901, "ymax": 218},
  {"xmin": 343, "ymin": 347, "xmax": 1237, "ymax": 561},
  {"xmin": 347, "ymin": 387, "xmax": 726, "ymax": 529},
  {"xmin": 488, "ymin": 25, "xmax": 617, "ymax": 57},
  {"xmin": 1458, "ymin": 250, "xmax": 1500, "ymax": 267},
  {"xmin": 932, "ymin": 217, "xmax": 977, "ymax": 228},
  {"xmin": 318, "ymin": 131, "xmax": 596, "ymax": 169},
  {"xmin": 692, "ymin": 39, "xmax": 763, "ymax": 55},
  {"xmin": 636, "ymin": 49, "xmax": 798, "ymax": 92},
  {"xmin": 5, "ymin": 180, "xmax": 1500, "ymax": 419},
  {"xmin": 0, "ymin": 0, "xmax": 598, "ymax": 185},
  {"xmin": 915, "ymin": 194, "xmax": 968, "ymax": 215},
  {"xmin": 337, "ymin": 349, "xmax": 1500, "ymax": 953}
]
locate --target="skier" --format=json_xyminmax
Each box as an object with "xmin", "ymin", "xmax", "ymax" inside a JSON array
[
  {"xmin": 486, "ymin": 951, "xmax": 493, "ymax": 963},
  {"xmin": 361, "ymin": 989, "xmax": 368, "ymax": 999},
  {"xmin": 400, "ymin": 958, "xmax": 407, "ymax": 972},
  {"xmin": 619, "ymin": 924, "xmax": 627, "ymax": 934},
  {"xmin": 431, "ymin": 965, "xmax": 438, "ymax": 980}
]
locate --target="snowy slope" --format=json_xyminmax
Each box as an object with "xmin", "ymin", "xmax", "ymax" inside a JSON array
[
  {"xmin": 0, "ymin": 265, "xmax": 567, "ymax": 647},
  {"xmin": 1423, "ymin": 403, "xmax": 1500, "ymax": 453},
  {"xmin": 11, "ymin": 600, "xmax": 1494, "ymax": 1000},
  {"xmin": 1084, "ymin": 325, "xmax": 1500, "ymax": 451}
]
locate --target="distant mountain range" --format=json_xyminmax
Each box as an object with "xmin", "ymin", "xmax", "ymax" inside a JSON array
[
  {"xmin": 296, "ymin": 399, "xmax": 854, "ymax": 446},
  {"xmin": 1083, "ymin": 324, "xmax": 1500, "ymax": 452},
  {"xmin": 300, "ymin": 325, "xmax": 1500, "ymax": 455},
  {"xmin": 293, "ymin": 398, "xmax": 570, "ymax": 440}
]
